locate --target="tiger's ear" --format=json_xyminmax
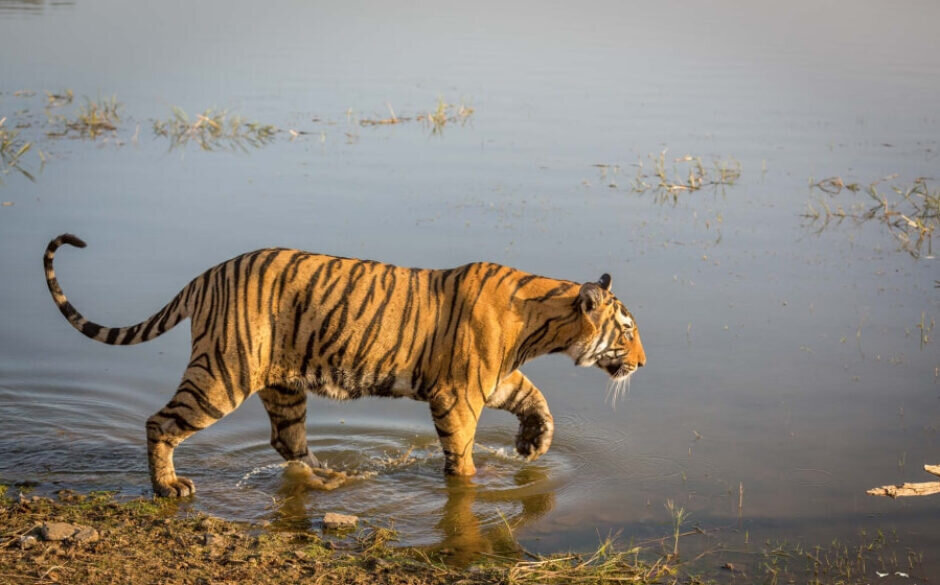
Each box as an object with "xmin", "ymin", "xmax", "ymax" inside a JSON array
[
  {"xmin": 579, "ymin": 282, "xmax": 604, "ymax": 313},
  {"xmin": 598, "ymin": 273, "xmax": 612, "ymax": 291}
]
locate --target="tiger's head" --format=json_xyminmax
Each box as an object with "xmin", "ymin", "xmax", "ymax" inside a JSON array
[{"xmin": 568, "ymin": 274, "xmax": 646, "ymax": 381}]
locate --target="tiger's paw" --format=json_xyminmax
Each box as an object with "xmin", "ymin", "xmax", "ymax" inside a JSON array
[
  {"xmin": 154, "ymin": 476, "xmax": 196, "ymax": 498},
  {"xmin": 515, "ymin": 413, "xmax": 554, "ymax": 460}
]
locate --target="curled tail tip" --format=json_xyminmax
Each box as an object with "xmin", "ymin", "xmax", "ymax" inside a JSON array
[
  {"xmin": 49, "ymin": 233, "xmax": 87, "ymax": 251},
  {"xmin": 60, "ymin": 233, "xmax": 87, "ymax": 248}
]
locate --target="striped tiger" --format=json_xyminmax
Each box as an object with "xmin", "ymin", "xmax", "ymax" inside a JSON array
[{"xmin": 44, "ymin": 234, "xmax": 646, "ymax": 497}]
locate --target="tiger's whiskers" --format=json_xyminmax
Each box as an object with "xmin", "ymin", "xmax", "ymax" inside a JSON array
[{"xmin": 606, "ymin": 375, "xmax": 632, "ymax": 410}]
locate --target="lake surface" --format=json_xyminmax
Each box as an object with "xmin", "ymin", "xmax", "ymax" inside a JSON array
[{"xmin": 1, "ymin": 0, "xmax": 938, "ymax": 577}]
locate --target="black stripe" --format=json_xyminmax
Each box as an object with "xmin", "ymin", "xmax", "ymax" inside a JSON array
[{"xmin": 81, "ymin": 321, "xmax": 102, "ymax": 338}]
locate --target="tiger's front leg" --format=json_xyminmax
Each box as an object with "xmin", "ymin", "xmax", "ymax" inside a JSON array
[
  {"xmin": 429, "ymin": 389, "xmax": 484, "ymax": 476},
  {"xmin": 486, "ymin": 370, "xmax": 554, "ymax": 460}
]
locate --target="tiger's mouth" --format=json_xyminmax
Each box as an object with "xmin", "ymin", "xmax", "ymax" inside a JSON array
[{"xmin": 597, "ymin": 357, "xmax": 634, "ymax": 380}]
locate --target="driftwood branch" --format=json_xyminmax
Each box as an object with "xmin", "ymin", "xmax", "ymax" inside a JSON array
[{"xmin": 867, "ymin": 464, "xmax": 940, "ymax": 498}]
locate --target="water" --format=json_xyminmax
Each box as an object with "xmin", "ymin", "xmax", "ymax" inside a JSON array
[{"xmin": 1, "ymin": 0, "xmax": 939, "ymax": 575}]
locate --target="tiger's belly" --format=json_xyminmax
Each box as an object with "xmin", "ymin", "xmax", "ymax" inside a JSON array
[{"xmin": 300, "ymin": 368, "xmax": 420, "ymax": 401}]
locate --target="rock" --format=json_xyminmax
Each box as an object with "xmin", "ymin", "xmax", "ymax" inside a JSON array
[
  {"xmin": 322, "ymin": 513, "xmax": 358, "ymax": 530},
  {"xmin": 19, "ymin": 535, "xmax": 38, "ymax": 550},
  {"xmin": 41, "ymin": 522, "xmax": 81, "ymax": 541},
  {"xmin": 39, "ymin": 522, "xmax": 98, "ymax": 543},
  {"xmin": 196, "ymin": 515, "xmax": 225, "ymax": 533},
  {"xmin": 73, "ymin": 526, "xmax": 100, "ymax": 543}
]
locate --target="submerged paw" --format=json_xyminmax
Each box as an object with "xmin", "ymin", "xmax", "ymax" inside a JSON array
[{"xmin": 154, "ymin": 477, "xmax": 196, "ymax": 498}]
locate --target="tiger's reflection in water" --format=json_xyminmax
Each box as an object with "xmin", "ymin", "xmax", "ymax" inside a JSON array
[{"xmin": 269, "ymin": 464, "xmax": 555, "ymax": 562}]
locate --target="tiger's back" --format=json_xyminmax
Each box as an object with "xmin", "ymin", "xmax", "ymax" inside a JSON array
[{"xmin": 44, "ymin": 234, "xmax": 646, "ymax": 497}]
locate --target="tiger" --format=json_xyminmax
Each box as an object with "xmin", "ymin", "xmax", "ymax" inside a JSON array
[{"xmin": 43, "ymin": 234, "xmax": 646, "ymax": 497}]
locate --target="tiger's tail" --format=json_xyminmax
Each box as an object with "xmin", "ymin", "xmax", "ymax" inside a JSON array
[{"xmin": 44, "ymin": 234, "xmax": 190, "ymax": 345}]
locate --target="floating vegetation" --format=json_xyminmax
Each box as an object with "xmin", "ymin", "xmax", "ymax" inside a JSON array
[
  {"xmin": 0, "ymin": 116, "xmax": 34, "ymax": 183},
  {"xmin": 628, "ymin": 150, "xmax": 742, "ymax": 203},
  {"xmin": 803, "ymin": 175, "xmax": 939, "ymax": 258},
  {"xmin": 152, "ymin": 107, "xmax": 278, "ymax": 152}
]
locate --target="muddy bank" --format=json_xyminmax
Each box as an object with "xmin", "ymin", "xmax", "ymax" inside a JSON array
[
  {"xmin": 0, "ymin": 487, "xmax": 677, "ymax": 585},
  {"xmin": 1, "ymin": 484, "xmax": 925, "ymax": 585}
]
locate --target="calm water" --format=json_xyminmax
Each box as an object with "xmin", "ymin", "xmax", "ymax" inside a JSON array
[{"xmin": 1, "ymin": 0, "xmax": 939, "ymax": 576}]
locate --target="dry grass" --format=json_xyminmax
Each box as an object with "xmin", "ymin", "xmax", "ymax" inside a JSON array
[
  {"xmin": 803, "ymin": 175, "xmax": 939, "ymax": 258},
  {"xmin": 629, "ymin": 150, "xmax": 741, "ymax": 202},
  {"xmin": 152, "ymin": 107, "xmax": 278, "ymax": 152}
]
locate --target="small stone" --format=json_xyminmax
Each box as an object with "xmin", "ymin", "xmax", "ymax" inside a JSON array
[
  {"xmin": 39, "ymin": 522, "xmax": 98, "ymax": 544},
  {"xmin": 19, "ymin": 535, "xmax": 38, "ymax": 550},
  {"xmin": 196, "ymin": 516, "xmax": 224, "ymax": 533},
  {"xmin": 322, "ymin": 512, "xmax": 358, "ymax": 530}
]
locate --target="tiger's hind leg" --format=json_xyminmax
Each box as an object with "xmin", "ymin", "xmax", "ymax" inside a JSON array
[
  {"xmin": 146, "ymin": 370, "xmax": 242, "ymax": 497},
  {"xmin": 258, "ymin": 384, "xmax": 324, "ymax": 469},
  {"xmin": 486, "ymin": 370, "xmax": 554, "ymax": 461}
]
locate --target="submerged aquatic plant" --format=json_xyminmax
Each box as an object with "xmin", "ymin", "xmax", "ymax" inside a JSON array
[
  {"xmin": 803, "ymin": 175, "xmax": 938, "ymax": 259},
  {"xmin": 152, "ymin": 107, "xmax": 278, "ymax": 152}
]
